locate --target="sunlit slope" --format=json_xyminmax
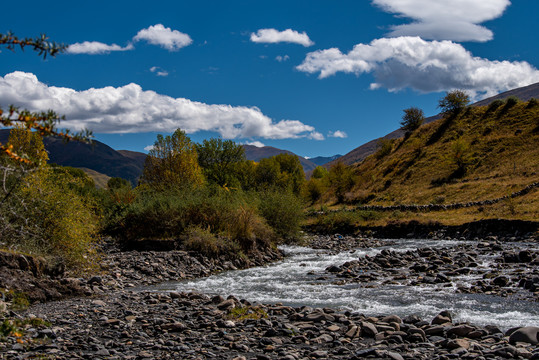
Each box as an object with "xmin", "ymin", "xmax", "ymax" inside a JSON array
[{"xmin": 346, "ymin": 100, "xmax": 538, "ymax": 220}]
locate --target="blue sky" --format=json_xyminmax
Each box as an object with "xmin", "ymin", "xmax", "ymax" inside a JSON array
[{"xmin": 1, "ymin": 0, "xmax": 538, "ymax": 158}]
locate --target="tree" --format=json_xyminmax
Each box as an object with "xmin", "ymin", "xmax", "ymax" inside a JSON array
[
  {"xmin": 312, "ymin": 165, "xmax": 329, "ymax": 179},
  {"xmin": 328, "ymin": 161, "xmax": 355, "ymax": 203},
  {"xmin": 438, "ymin": 90, "xmax": 470, "ymax": 115},
  {"xmin": 195, "ymin": 138, "xmax": 245, "ymax": 187},
  {"xmin": 400, "ymin": 107, "xmax": 425, "ymax": 136},
  {"xmin": 273, "ymin": 153, "xmax": 305, "ymax": 195},
  {"xmin": 139, "ymin": 129, "xmax": 204, "ymax": 189}
]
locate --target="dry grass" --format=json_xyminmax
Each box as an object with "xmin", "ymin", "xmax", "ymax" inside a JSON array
[{"xmin": 317, "ymin": 100, "xmax": 539, "ymax": 226}]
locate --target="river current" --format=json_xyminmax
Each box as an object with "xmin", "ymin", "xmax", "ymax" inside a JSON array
[{"xmin": 150, "ymin": 239, "xmax": 539, "ymax": 330}]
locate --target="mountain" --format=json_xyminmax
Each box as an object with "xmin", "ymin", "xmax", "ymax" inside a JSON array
[
  {"xmin": 308, "ymin": 155, "xmax": 342, "ymax": 166},
  {"xmin": 242, "ymin": 145, "xmax": 318, "ymax": 172},
  {"xmin": 329, "ymin": 82, "xmax": 539, "ymax": 167},
  {"xmin": 0, "ymin": 129, "xmax": 145, "ymax": 185}
]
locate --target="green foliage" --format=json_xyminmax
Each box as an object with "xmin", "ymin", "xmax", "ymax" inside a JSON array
[
  {"xmin": 0, "ymin": 32, "xmax": 66, "ymax": 59},
  {"xmin": 504, "ymin": 96, "xmax": 519, "ymax": 108},
  {"xmin": 255, "ymin": 153, "xmax": 305, "ymax": 195},
  {"xmin": 227, "ymin": 306, "xmax": 268, "ymax": 321},
  {"xmin": 113, "ymin": 187, "xmax": 276, "ymax": 251},
  {"xmin": 438, "ymin": 90, "xmax": 470, "ymax": 115},
  {"xmin": 107, "ymin": 177, "xmax": 131, "ymax": 190},
  {"xmin": 183, "ymin": 225, "xmax": 240, "ymax": 257},
  {"xmin": 304, "ymin": 178, "xmax": 326, "ymax": 204},
  {"xmin": 196, "ymin": 138, "xmax": 246, "ymax": 187},
  {"xmin": 400, "ymin": 107, "xmax": 425, "ymax": 135},
  {"xmin": 139, "ymin": 129, "xmax": 204, "ymax": 189},
  {"xmin": 258, "ymin": 189, "xmax": 303, "ymax": 241},
  {"xmin": 312, "ymin": 166, "xmax": 328, "ymax": 179},
  {"xmin": 444, "ymin": 138, "xmax": 474, "ymax": 178},
  {"xmin": 6, "ymin": 127, "xmax": 49, "ymax": 166},
  {"xmin": 526, "ymin": 98, "xmax": 538, "ymax": 108},
  {"xmin": 486, "ymin": 99, "xmax": 504, "ymax": 112},
  {"xmin": 328, "ymin": 162, "xmax": 355, "ymax": 203}
]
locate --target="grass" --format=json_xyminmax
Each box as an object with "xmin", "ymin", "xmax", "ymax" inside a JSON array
[
  {"xmin": 227, "ymin": 305, "xmax": 268, "ymax": 321},
  {"xmin": 310, "ymin": 100, "xmax": 539, "ymax": 228}
]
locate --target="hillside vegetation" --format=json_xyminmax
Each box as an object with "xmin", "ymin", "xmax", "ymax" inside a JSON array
[{"xmin": 311, "ymin": 97, "xmax": 539, "ymax": 226}]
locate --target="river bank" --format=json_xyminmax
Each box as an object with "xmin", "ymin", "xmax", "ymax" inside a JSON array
[{"xmin": 1, "ymin": 234, "xmax": 538, "ymax": 359}]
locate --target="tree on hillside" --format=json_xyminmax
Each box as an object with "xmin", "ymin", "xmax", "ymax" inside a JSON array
[
  {"xmin": 139, "ymin": 129, "xmax": 204, "ymax": 189},
  {"xmin": 400, "ymin": 107, "xmax": 425, "ymax": 136},
  {"xmin": 438, "ymin": 90, "xmax": 470, "ymax": 115},
  {"xmin": 328, "ymin": 161, "xmax": 355, "ymax": 203},
  {"xmin": 195, "ymin": 138, "xmax": 245, "ymax": 187},
  {"xmin": 273, "ymin": 153, "xmax": 305, "ymax": 195}
]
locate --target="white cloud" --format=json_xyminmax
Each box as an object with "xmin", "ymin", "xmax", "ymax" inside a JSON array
[
  {"xmin": 66, "ymin": 41, "xmax": 134, "ymax": 55},
  {"xmin": 308, "ymin": 132, "xmax": 325, "ymax": 140},
  {"xmin": 244, "ymin": 141, "xmax": 265, "ymax": 148},
  {"xmin": 297, "ymin": 36, "xmax": 539, "ymax": 99},
  {"xmin": 372, "ymin": 0, "xmax": 511, "ymax": 42},
  {"xmin": 276, "ymin": 55, "xmax": 290, "ymax": 62},
  {"xmin": 150, "ymin": 66, "xmax": 169, "ymax": 77},
  {"xmin": 144, "ymin": 145, "xmax": 154, "ymax": 152},
  {"xmin": 133, "ymin": 24, "xmax": 192, "ymax": 51},
  {"xmin": 250, "ymin": 29, "xmax": 314, "ymax": 47},
  {"xmin": 0, "ymin": 71, "xmax": 322, "ymax": 140},
  {"xmin": 329, "ymin": 130, "xmax": 347, "ymax": 138}
]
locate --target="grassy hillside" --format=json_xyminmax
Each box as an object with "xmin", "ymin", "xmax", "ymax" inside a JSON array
[{"xmin": 317, "ymin": 98, "xmax": 539, "ymax": 225}]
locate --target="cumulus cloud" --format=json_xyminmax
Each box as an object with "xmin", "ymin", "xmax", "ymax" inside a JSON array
[
  {"xmin": 66, "ymin": 41, "xmax": 134, "ymax": 55},
  {"xmin": 329, "ymin": 130, "xmax": 347, "ymax": 138},
  {"xmin": 372, "ymin": 0, "xmax": 511, "ymax": 42},
  {"xmin": 0, "ymin": 71, "xmax": 322, "ymax": 140},
  {"xmin": 250, "ymin": 29, "xmax": 314, "ymax": 47},
  {"xmin": 144, "ymin": 145, "xmax": 155, "ymax": 152},
  {"xmin": 297, "ymin": 36, "xmax": 539, "ymax": 99},
  {"xmin": 133, "ymin": 24, "xmax": 193, "ymax": 51},
  {"xmin": 244, "ymin": 141, "xmax": 265, "ymax": 148},
  {"xmin": 150, "ymin": 66, "xmax": 169, "ymax": 77},
  {"xmin": 276, "ymin": 55, "xmax": 290, "ymax": 62}
]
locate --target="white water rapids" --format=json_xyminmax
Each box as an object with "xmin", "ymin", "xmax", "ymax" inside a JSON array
[{"xmin": 150, "ymin": 239, "xmax": 539, "ymax": 330}]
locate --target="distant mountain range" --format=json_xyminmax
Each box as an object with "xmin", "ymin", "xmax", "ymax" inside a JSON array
[
  {"xmin": 327, "ymin": 82, "xmax": 539, "ymax": 167},
  {"xmin": 0, "ymin": 131, "xmax": 336, "ymax": 184}
]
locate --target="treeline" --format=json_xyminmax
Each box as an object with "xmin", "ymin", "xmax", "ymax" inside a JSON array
[{"xmin": 0, "ymin": 128, "xmax": 318, "ymax": 269}]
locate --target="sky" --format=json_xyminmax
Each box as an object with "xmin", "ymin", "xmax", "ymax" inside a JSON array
[{"xmin": 1, "ymin": 0, "xmax": 539, "ymax": 158}]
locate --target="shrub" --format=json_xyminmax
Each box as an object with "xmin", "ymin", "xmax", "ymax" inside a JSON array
[
  {"xmin": 526, "ymin": 98, "xmax": 538, "ymax": 108},
  {"xmin": 486, "ymin": 99, "xmax": 504, "ymax": 112},
  {"xmin": 183, "ymin": 225, "xmax": 241, "ymax": 257},
  {"xmin": 376, "ymin": 139, "xmax": 393, "ymax": 159},
  {"xmin": 2, "ymin": 167, "xmax": 99, "ymax": 269},
  {"xmin": 258, "ymin": 189, "xmax": 303, "ymax": 242}
]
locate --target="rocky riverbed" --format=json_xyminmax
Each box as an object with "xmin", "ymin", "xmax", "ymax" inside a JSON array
[{"xmin": 1, "ymin": 234, "xmax": 538, "ymax": 359}]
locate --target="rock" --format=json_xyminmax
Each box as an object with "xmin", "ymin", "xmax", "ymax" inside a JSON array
[
  {"xmin": 431, "ymin": 310, "xmax": 452, "ymax": 325},
  {"xmin": 386, "ymin": 351, "xmax": 405, "ymax": 360},
  {"xmin": 161, "ymin": 322, "xmax": 185, "ymax": 332},
  {"xmin": 446, "ymin": 324, "xmax": 475, "ymax": 337},
  {"xmin": 382, "ymin": 315, "xmax": 402, "ymax": 324},
  {"xmin": 95, "ymin": 348, "xmax": 110, "ymax": 356},
  {"xmin": 310, "ymin": 350, "xmax": 328, "ymax": 358},
  {"xmin": 361, "ymin": 321, "xmax": 378, "ymax": 337},
  {"xmin": 508, "ymin": 326, "xmax": 539, "ymax": 345},
  {"xmin": 217, "ymin": 299, "xmax": 235, "ymax": 310}
]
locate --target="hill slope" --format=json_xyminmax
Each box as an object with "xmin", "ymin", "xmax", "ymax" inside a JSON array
[
  {"xmin": 331, "ymin": 98, "xmax": 539, "ymax": 223},
  {"xmin": 330, "ymin": 82, "xmax": 539, "ymax": 167}
]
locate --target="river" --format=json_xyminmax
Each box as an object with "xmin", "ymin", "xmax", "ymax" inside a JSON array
[{"xmin": 149, "ymin": 239, "xmax": 539, "ymax": 330}]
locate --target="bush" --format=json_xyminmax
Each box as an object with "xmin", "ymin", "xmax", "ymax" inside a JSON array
[
  {"xmin": 312, "ymin": 210, "xmax": 381, "ymax": 234},
  {"xmin": 376, "ymin": 139, "xmax": 393, "ymax": 159},
  {"xmin": 113, "ymin": 187, "xmax": 275, "ymax": 252},
  {"xmin": 1, "ymin": 167, "xmax": 99, "ymax": 269},
  {"xmin": 486, "ymin": 99, "xmax": 504, "ymax": 112},
  {"xmin": 183, "ymin": 225, "xmax": 241, "ymax": 257},
  {"xmin": 258, "ymin": 189, "xmax": 303, "ymax": 242},
  {"xmin": 526, "ymin": 98, "xmax": 538, "ymax": 108}
]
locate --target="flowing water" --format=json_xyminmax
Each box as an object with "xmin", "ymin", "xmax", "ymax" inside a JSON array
[{"xmin": 149, "ymin": 239, "xmax": 539, "ymax": 330}]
